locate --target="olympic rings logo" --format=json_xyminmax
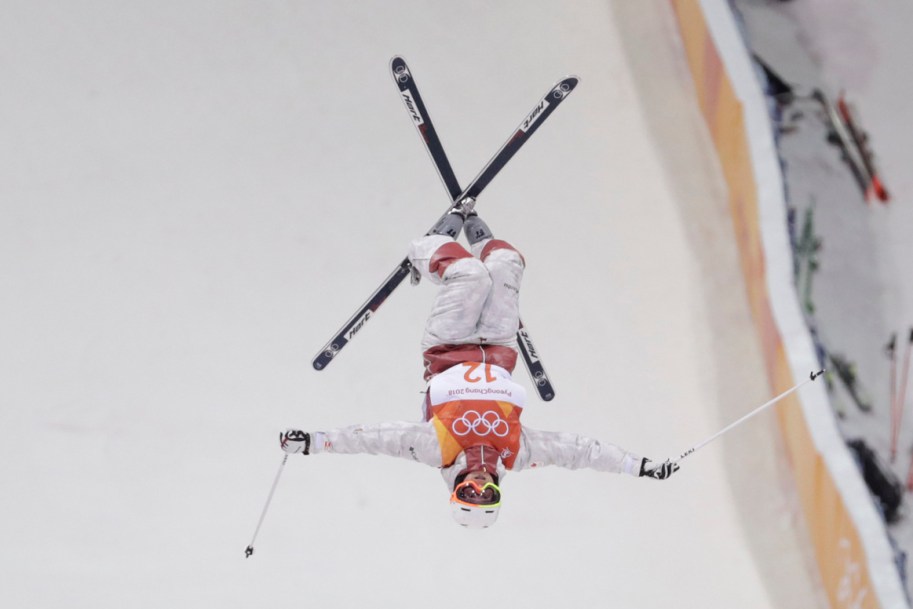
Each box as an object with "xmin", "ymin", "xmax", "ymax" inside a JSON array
[{"xmin": 451, "ymin": 410, "xmax": 510, "ymax": 438}]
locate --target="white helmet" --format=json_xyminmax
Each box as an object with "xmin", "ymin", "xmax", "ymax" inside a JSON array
[{"xmin": 450, "ymin": 480, "xmax": 501, "ymax": 528}]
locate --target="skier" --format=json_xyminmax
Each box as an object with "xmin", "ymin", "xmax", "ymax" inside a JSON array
[{"xmin": 282, "ymin": 199, "xmax": 679, "ymax": 528}]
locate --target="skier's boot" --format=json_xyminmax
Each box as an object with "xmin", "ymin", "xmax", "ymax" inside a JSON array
[
  {"xmin": 464, "ymin": 211, "xmax": 494, "ymax": 247},
  {"xmin": 429, "ymin": 197, "xmax": 477, "ymax": 238},
  {"xmin": 429, "ymin": 213, "xmax": 463, "ymax": 239}
]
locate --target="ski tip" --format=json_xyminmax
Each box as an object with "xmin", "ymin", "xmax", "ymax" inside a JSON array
[
  {"xmin": 544, "ymin": 76, "xmax": 579, "ymax": 103},
  {"xmin": 390, "ymin": 56, "xmax": 410, "ymax": 84}
]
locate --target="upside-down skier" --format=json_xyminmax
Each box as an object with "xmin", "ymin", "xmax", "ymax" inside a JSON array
[{"xmin": 281, "ymin": 199, "xmax": 679, "ymax": 528}]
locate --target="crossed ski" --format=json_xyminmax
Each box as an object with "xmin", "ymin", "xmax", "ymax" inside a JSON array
[{"xmin": 312, "ymin": 56, "xmax": 579, "ymax": 401}]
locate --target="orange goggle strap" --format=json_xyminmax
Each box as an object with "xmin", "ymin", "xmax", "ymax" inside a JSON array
[{"xmin": 450, "ymin": 480, "xmax": 502, "ymax": 508}]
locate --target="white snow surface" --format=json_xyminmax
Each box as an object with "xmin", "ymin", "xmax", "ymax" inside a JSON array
[{"xmin": 0, "ymin": 2, "xmax": 827, "ymax": 608}]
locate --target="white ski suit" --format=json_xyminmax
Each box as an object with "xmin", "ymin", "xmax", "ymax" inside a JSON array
[
  {"xmin": 308, "ymin": 362, "xmax": 643, "ymax": 488},
  {"xmin": 408, "ymin": 233, "xmax": 526, "ymax": 379},
  {"xmin": 307, "ymin": 235, "xmax": 642, "ymax": 488}
]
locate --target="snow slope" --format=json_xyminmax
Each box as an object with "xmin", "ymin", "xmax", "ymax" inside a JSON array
[
  {"xmin": 0, "ymin": 2, "xmax": 825, "ymax": 607},
  {"xmin": 732, "ymin": 0, "xmax": 913, "ymax": 599}
]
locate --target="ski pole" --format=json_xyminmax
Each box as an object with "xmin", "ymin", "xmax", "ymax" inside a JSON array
[
  {"xmin": 895, "ymin": 328, "xmax": 913, "ymax": 462},
  {"xmin": 245, "ymin": 454, "xmax": 288, "ymax": 558},
  {"xmin": 887, "ymin": 334, "xmax": 898, "ymax": 461},
  {"xmin": 676, "ymin": 370, "xmax": 825, "ymax": 463}
]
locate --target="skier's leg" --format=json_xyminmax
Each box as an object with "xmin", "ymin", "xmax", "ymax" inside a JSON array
[
  {"xmin": 408, "ymin": 203, "xmax": 467, "ymax": 285},
  {"xmin": 408, "ymin": 234, "xmax": 462, "ymax": 285},
  {"xmin": 409, "ymin": 235, "xmax": 493, "ymax": 350},
  {"xmin": 467, "ymin": 218, "xmax": 525, "ymax": 343}
]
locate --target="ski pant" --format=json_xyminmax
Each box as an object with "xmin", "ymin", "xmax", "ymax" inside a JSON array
[{"xmin": 408, "ymin": 235, "xmax": 525, "ymax": 353}]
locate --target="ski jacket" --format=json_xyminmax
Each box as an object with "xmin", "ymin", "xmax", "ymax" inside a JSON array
[{"xmin": 309, "ymin": 363, "xmax": 642, "ymax": 487}]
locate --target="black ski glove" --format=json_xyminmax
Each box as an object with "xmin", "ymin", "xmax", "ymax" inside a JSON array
[
  {"xmin": 280, "ymin": 429, "xmax": 311, "ymax": 455},
  {"xmin": 639, "ymin": 458, "xmax": 679, "ymax": 480}
]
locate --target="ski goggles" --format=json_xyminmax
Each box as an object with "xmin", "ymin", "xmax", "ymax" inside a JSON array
[{"xmin": 451, "ymin": 480, "xmax": 502, "ymax": 507}]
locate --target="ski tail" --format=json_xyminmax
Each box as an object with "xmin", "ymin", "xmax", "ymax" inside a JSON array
[
  {"xmin": 312, "ymin": 263, "xmax": 411, "ymax": 371},
  {"xmin": 516, "ymin": 322, "xmax": 555, "ymax": 401}
]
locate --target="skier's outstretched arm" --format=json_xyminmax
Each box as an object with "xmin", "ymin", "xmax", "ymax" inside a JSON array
[
  {"xmin": 518, "ymin": 428, "xmax": 678, "ymax": 480},
  {"xmin": 280, "ymin": 422, "xmax": 442, "ymax": 466}
]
